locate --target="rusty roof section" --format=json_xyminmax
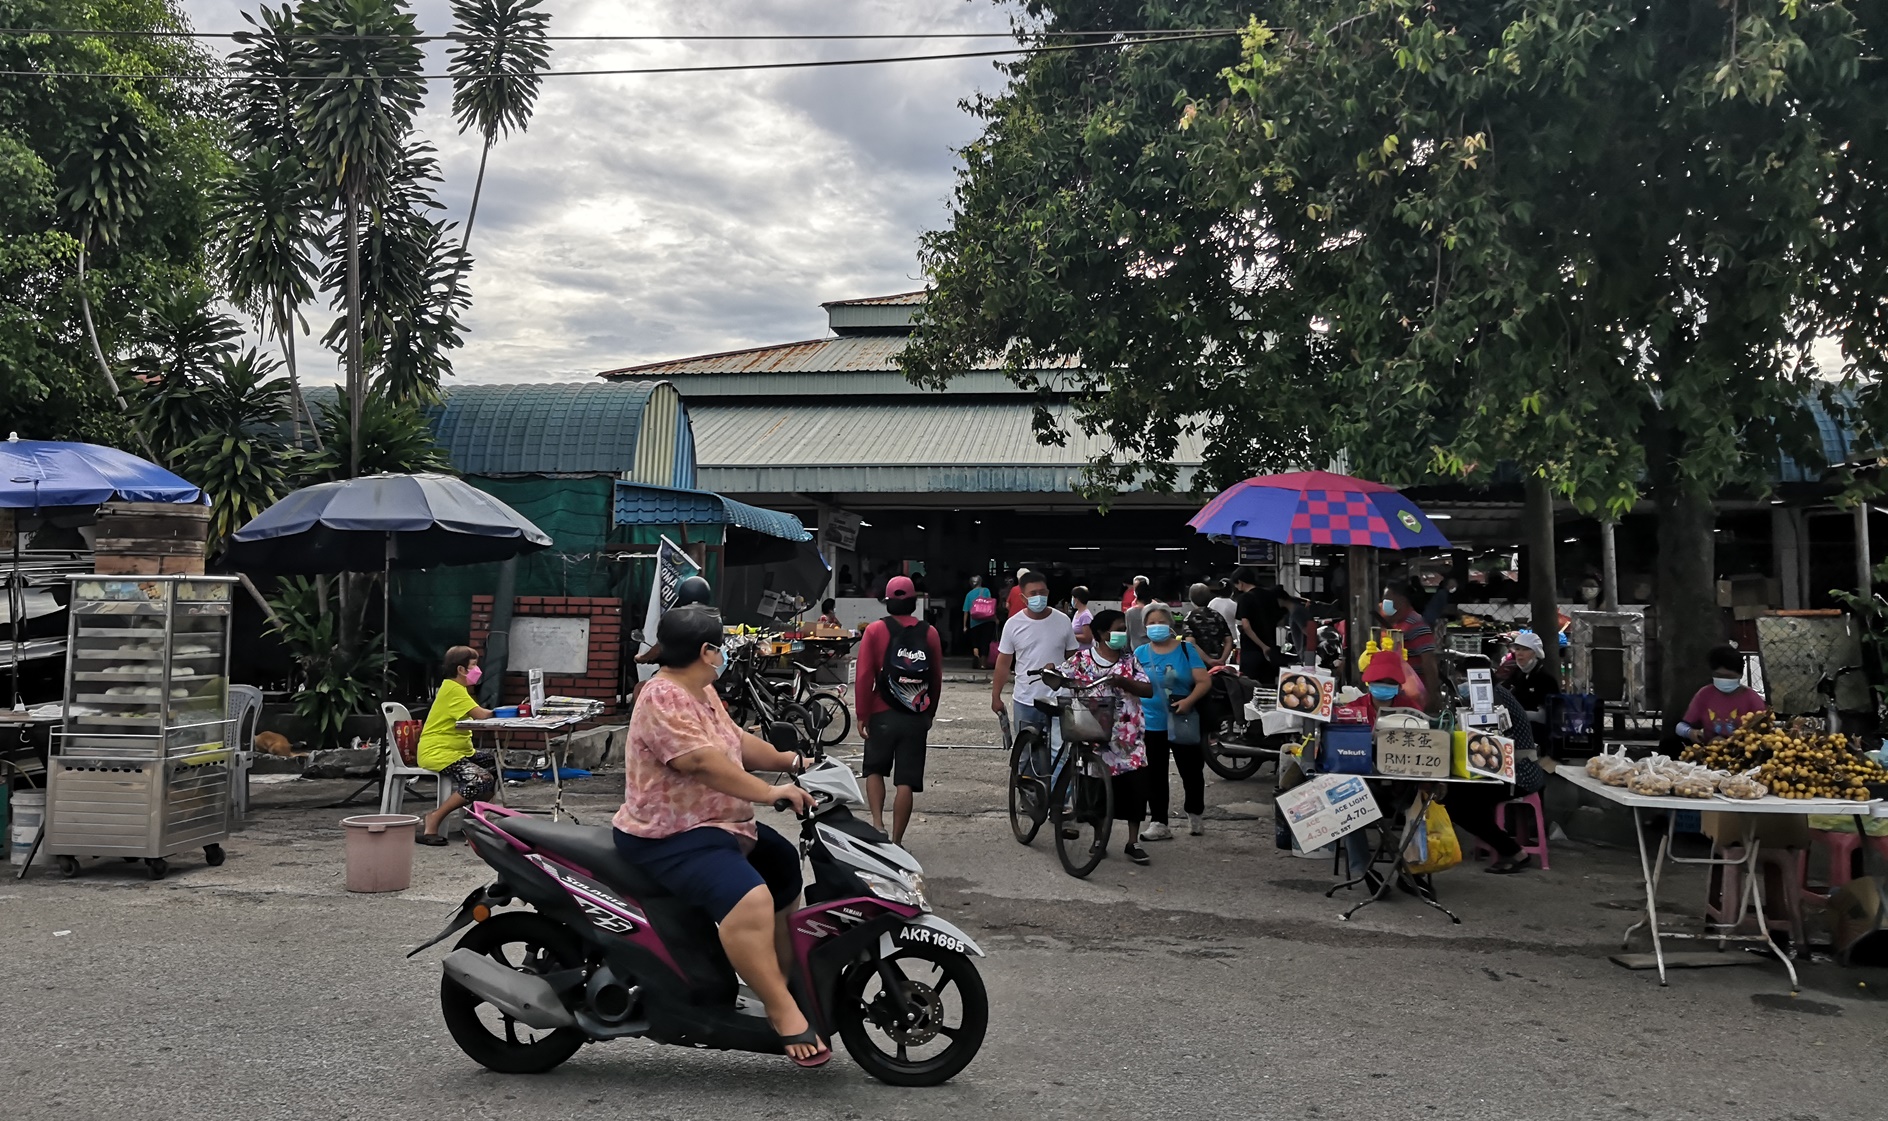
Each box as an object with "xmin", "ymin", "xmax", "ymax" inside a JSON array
[{"xmin": 820, "ymin": 291, "xmax": 926, "ymax": 307}]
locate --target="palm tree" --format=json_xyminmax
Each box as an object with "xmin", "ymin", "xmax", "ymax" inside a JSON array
[
  {"xmin": 447, "ymin": 0, "xmax": 551, "ymax": 248},
  {"xmin": 58, "ymin": 106, "xmax": 157, "ymax": 458},
  {"xmin": 222, "ymin": 5, "xmax": 323, "ymax": 447},
  {"xmin": 288, "ymin": 0, "xmax": 426, "ymax": 477}
]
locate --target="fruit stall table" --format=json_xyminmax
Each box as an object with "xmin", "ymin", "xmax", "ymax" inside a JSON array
[{"xmin": 1558, "ymin": 766, "xmax": 1882, "ymax": 991}]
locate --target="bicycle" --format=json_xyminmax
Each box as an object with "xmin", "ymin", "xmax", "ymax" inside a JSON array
[
  {"xmin": 1005, "ymin": 669, "xmax": 1116, "ymax": 878},
  {"xmin": 788, "ymin": 658, "xmax": 853, "ymax": 747},
  {"xmin": 721, "ymin": 637, "xmax": 817, "ymax": 743}
]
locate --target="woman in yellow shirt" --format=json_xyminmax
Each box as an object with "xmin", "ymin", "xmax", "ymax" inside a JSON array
[{"xmin": 417, "ymin": 645, "xmax": 496, "ymax": 845}]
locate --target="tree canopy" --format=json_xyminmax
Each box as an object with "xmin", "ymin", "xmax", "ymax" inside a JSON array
[{"xmin": 0, "ymin": 0, "xmax": 226, "ymax": 443}]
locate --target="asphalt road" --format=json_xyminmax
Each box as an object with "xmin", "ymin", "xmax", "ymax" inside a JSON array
[{"xmin": 5, "ymin": 682, "xmax": 1886, "ymax": 1121}]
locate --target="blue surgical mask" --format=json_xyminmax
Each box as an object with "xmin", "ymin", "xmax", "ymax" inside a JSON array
[
  {"xmin": 1712, "ymin": 677, "xmax": 1741, "ymax": 694},
  {"xmin": 707, "ymin": 646, "xmax": 726, "ymax": 679},
  {"xmin": 1106, "ymin": 632, "xmax": 1129, "ymax": 651},
  {"xmin": 1369, "ymin": 683, "xmax": 1399, "ymax": 703},
  {"xmin": 1145, "ymin": 624, "xmax": 1173, "ymax": 643},
  {"xmin": 1027, "ymin": 594, "xmax": 1049, "ymax": 612},
  {"xmin": 1380, "ymin": 599, "xmax": 1397, "ymax": 617}
]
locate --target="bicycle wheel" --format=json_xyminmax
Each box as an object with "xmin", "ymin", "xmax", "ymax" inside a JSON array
[
  {"xmin": 1052, "ymin": 747, "xmax": 1113, "ymax": 878},
  {"xmin": 1007, "ymin": 728, "xmax": 1048, "ymax": 845},
  {"xmin": 808, "ymin": 691, "xmax": 852, "ymax": 746}
]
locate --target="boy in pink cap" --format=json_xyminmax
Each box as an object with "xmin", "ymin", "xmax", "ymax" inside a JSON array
[{"xmin": 854, "ymin": 576, "xmax": 944, "ymax": 842}]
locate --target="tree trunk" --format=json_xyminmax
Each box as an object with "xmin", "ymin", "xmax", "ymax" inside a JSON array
[
  {"xmin": 1525, "ymin": 476, "xmax": 1561, "ymax": 677},
  {"xmin": 76, "ymin": 238, "xmax": 156, "ymax": 460},
  {"xmin": 280, "ymin": 317, "xmax": 323, "ymax": 451},
  {"xmin": 1655, "ymin": 486, "xmax": 1721, "ymax": 735},
  {"xmin": 463, "ymin": 131, "xmax": 494, "ymax": 249},
  {"xmin": 344, "ymin": 193, "xmax": 363, "ymax": 479}
]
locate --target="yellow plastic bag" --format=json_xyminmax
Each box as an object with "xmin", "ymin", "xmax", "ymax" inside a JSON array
[{"xmin": 1404, "ymin": 801, "xmax": 1462, "ymax": 874}]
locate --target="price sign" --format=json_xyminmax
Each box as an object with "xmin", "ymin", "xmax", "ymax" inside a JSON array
[{"xmin": 1277, "ymin": 773, "xmax": 1383, "ymax": 850}]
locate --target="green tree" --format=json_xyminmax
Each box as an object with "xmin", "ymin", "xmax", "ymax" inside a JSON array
[
  {"xmin": 0, "ymin": 0, "xmax": 226, "ymax": 445},
  {"xmin": 287, "ymin": 0, "xmax": 426, "ymax": 475},
  {"xmin": 909, "ymin": 0, "xmax": 1888, "ymax": 717},
  {"xmin": 447, "ymin": 0, "xmax": 551, "ymax": 248}
]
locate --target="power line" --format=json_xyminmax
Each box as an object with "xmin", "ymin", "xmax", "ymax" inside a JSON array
[
  {"xmin": 0, "ymin": 30, "xmax": 1237, "ymax": 82},
  {"xmin": 0, "ymin": 26, "xmax": 1245, "ymax": 43}
]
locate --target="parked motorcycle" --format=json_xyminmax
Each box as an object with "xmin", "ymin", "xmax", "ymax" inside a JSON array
[{"xmin": 410, "ymin": 749, "xmax": 988, "ymax": 1085}]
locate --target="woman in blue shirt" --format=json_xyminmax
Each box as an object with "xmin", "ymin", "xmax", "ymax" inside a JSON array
[
  {"xmin": 963, "ymin": 576, "xmax": 995, "ymax": 670},
  {"xmin": 1134, "ymin": 604, "xmax": 1213, "ymax": 840}
]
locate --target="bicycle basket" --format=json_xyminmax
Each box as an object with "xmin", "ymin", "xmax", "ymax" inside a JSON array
[{"xmin": 1061, "ymin": 693, "xmax": 1118, "ymax": 742}]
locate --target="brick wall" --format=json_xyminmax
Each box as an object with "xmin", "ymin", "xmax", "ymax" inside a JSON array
[{"xmin": 469, "ymin": 595, "xmax": 623, "ymax": 710}]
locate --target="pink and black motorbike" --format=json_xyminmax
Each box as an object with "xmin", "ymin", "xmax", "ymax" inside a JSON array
[{"xmin": 409, "ymin": 753, "xmax": 987, "ymax": 1086}]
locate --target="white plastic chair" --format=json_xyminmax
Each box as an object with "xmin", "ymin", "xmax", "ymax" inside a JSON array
[
  {"xmin": 225, "ymin": 685, "xmax": 263, "ymax": 820},
  {"xmin": 378, "ymin": 701, "xmax": 447, "ymax": 818}
]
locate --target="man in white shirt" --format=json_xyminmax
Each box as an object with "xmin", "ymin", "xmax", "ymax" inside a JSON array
[
  {"xmin": 990, "ymin": 569, "xmax": 1078, "ymax": 738},
  {"xmin": 1208, "ymin": 578, "xmax": 1239, "ymax": 634}
]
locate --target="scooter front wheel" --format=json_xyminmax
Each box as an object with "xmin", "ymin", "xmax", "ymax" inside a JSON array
[
  {"xmin": 440, "ymin": 911, "xmax": 588, "ymax": 1074},
  {"xmin": 837, "ymin": 945, "xmax": 988, "ymax": 1086}
]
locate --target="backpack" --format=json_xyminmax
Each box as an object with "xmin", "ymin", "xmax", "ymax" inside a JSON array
[
  {"xmin": 969, "ymin": 595, "xmax": 996, "ymax": 621},
  {"xmin": 878, "ymin": 617, "xmax": 935, "ymax": 714}
]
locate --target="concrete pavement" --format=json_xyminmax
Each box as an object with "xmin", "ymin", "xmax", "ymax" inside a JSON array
[{"xmin": 3, "ymin": 682, "xmax": 1885, "ymax": 1120}]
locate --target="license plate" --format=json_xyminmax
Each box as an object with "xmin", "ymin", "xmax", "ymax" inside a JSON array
[{"xmin": 898, "ymin": 924, "xmax": 965, "ymax": 954}]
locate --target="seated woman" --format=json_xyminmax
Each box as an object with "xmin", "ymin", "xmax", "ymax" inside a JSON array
[
  {"xmin": 416, "ymin": 645, "xmax": 497, "ymax": 846},
  {"xmin": 817, "ymin": 598, "xmax": 842, "ymax": 628},
  {"xmin": 1677, "ymin": 644, "xmax": 1767, "ymax": 745},
  {"xmin": 1444, "ymin": 683, "xmax": 1549, "ymax": 874},
  {"xmin": 611, "ymin": 604, "xmax": 825, "ymax": 1066},
  {"xmin": 1057, "ymin": 609, "xmax": 1157, "ymax": 863}
]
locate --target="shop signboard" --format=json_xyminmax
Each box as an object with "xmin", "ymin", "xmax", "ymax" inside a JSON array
[
  {"xmin": 823, "ymin": 511, "xmax": 863, "ymax": 552},
  {"xmin": 1278, "ymin": 772, "xmax": 1382, "ymax": 850}
]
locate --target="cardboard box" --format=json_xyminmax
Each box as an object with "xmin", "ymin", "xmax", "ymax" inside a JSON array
[
  {"xmin": 1701, "ymin": 810, "xmax": 1809, "ymax": 852},
  {"xmin": 1376, "ymin": 727, "xmax": 1454, "ymax": 778}
]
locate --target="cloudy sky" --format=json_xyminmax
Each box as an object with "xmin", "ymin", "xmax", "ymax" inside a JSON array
[{"xmin": 180, "ymin": 0, "xmax": 1023, "ymax": 384}]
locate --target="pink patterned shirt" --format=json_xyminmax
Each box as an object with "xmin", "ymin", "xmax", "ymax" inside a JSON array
[{"xmin": 612, "ymin": 677, "xmax": 758, "ymax": 840}]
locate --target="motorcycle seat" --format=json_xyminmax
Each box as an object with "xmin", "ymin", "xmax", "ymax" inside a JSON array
[{"xmin": 498, "ymin": 816, "xmax": 674, "ymax": 900}]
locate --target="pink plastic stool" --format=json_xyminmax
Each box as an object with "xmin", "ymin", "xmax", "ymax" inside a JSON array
[
  {"xmin": 1472, "ymin": 792, "xmax": 1553, "ymax": 869},
  {"xmin": 1797, "ymin": 829, "xmax": 1888, "ymax": 912}
]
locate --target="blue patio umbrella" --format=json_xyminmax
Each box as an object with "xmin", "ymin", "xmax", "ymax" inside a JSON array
[{"xmin": 1, "ymin": 434, "xmax": 205, "ymax": 706}]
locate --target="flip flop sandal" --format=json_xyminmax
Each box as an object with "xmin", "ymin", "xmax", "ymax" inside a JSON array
[
  {"xmin": 415, "ymin": 832, "xmax": 448, "ymax": 847},
  {"xmin": 779, "ymin": 1026, "xmax": 832, "ymax": 1068},
  {"xmin": 1486, "ymin": 854, "xmax": 1533, "ymax": 875}
]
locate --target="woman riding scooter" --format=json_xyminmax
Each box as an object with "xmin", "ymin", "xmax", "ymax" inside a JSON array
[{"xmin": 611, "ymin": 604, "xmax": 826, "ymax": 1066}]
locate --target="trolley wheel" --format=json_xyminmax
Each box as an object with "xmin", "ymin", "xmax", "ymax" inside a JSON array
[
  {"xmin": 204, "ymin": 844, "xmax": 225, "ymax": 867},
  {"xmin": 144, "ymin": 857, "xmax": 169, "ymax": 880},
  {"xmin": 56, "ymin": 856, "xmax": 81, "ymax": 878}
]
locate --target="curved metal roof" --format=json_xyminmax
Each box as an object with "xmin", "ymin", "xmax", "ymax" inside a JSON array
[{"xmin": 424, "ymin": 381, "xmax": 688, "ymax": 478}]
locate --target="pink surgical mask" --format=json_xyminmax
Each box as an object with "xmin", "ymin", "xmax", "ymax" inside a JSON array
[{"xmin": 465, "ymin": 665, "xmax": 483, "ymax": 686}]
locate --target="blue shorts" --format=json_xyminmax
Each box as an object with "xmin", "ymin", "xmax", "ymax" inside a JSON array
[{"xmin": 612, "ymin": 823, "xmax": 802, "ymax": 922}]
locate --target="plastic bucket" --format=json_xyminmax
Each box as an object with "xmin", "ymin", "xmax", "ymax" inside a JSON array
[
  {"xmin": 9, "ymin": 824, "xmax": 37, "ymax": 865},
  {"xmin": 340, "ymin": 814, "xmax": 423, "ymax": 893},
  {"xmin": 9, "ymin": 788, "xmax": 44, "ymax": 831}
]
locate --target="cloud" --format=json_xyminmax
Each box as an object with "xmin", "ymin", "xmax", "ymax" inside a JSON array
[{"xmin": 181, "ymin": 0, "xmax": 1020, "ymax": 385}]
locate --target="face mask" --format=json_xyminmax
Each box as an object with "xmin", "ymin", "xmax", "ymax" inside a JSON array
[
  {"xmin": 1369, "ymin": 683, "xmax": 1399, "ymax": 702},
  {"xmin": 1712, "ymin": 676, "xmax": 1741, "ymax": 694},
  {"xmin": 1027, "ymin": 594, "xmax": 1049, "ymax": 613},
  {"xmin": 708, "ymin": 647, "xmax": 727, "ymax": 680},
  {"xmin": 464, "ymin": 665, "xmax": 482, "ymax": 686},
  {"xmin": 1106, "ymin": 632, "xmax": 1129, "ymax": 651},
  {"xmin": 1380, "ymin": 599, "xmax": 1397, "ymax": 617},
  {"xmin": 1145, "ymin": 624, "xmax": 1173, "ymax": 643}
]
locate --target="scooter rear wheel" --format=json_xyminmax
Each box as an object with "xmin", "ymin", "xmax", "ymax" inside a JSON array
[
  {"xmin": 440, "ymin": 911, "xmax": 588, "ymax": 1074},
  {"xmin": 837, "ymin": 945, "xmax": 988, "ymax": 1086}
]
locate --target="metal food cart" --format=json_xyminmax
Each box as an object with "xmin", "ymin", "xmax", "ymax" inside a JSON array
[{"xmin": 46, "ymin": 575, "xmax": 235, "ymax": 879}]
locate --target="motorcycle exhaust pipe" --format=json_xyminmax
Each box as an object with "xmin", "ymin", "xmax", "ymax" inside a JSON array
[{"xmin": 442, "ymin": 948, "xmax": 577, "ymax": 1030}]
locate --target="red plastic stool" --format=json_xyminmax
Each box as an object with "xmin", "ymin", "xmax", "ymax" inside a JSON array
[{"xmin": 1473, "ymin": 792, "xmax": 1551, "ymax": 869}]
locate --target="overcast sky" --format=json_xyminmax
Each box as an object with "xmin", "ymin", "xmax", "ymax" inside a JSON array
[{"xmin": 180, "ymin": 0, "xmax": 1021, "ymax": 384}]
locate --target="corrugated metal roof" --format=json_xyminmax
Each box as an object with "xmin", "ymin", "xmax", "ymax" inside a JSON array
[
  {"xmin": 821, "ymin": 291, "xmax": 926, "ymax": 307},
  {"xmin": 612, "ymin": 481, "xmax": 811, "ymax": 542},
  {"xmin": 599, "ymin": 333, "xmax": 1081, "ymax": 378},
  {"xmin": 689, "ymin": 402, "xmax": 1205, "ymax": 494},
  {"xmin": 425, "ymin": 382, "xmax": 673, "ymax": 476}
]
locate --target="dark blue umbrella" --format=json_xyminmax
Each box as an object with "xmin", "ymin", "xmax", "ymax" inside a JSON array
[
  {"xmin": 0, "ymin": 435, "xmax": 203, "ymax": 509},
  {"xmin": 224, "ymin": 473, "xmax": 551, "ymax": 574}
]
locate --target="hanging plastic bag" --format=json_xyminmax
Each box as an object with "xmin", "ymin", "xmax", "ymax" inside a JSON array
[{"xmin": 1404, "ymin": 801, "xmax": 1462, "ymax": 874}]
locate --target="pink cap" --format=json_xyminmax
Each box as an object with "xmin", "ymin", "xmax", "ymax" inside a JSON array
[{"xmin": 885, "ymin": 575, "xmax": 917, "ymax": 600}]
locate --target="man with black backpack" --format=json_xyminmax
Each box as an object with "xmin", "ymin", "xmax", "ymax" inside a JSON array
[{"xmin": 855, "ymin": 575, "xmax": 945, "ymax": 843}]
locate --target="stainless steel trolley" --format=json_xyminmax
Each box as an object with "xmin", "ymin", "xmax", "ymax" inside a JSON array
[{"xmin": 46, "ymin": 575, "xmax": 236, "ymax": 879}]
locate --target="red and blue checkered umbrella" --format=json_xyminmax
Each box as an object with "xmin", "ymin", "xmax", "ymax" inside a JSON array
[{"xmin": 1187, "ymin": 470, "xmax": 1451, "ymax": 550}]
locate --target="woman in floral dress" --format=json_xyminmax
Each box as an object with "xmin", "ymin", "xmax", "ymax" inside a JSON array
[{"xmin": 1058, "ymin": 609, "xmax": 1157, "ymax": 864}]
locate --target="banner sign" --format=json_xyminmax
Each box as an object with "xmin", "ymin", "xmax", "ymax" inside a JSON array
[
  {"xmin": 637, "ymin": 535, "xmax": 700, "ymax": 682},
  {"xmin": 1277, "ymin": 773, "xmax": 1383, "ymax": 851}
]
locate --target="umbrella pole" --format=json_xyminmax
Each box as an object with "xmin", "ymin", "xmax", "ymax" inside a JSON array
[
  {"xmin": 383, "ymin": 536, "xmax": 392, "ymax": 704},
  {"xmin": 9, "ymin": 528, "xmax": 20, "ymax": 710}
]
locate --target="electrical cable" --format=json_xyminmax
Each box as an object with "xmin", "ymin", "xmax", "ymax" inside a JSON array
[
  {"xmin": 0, "ymin": 26, "xmax": 1246, "ymax": 43},
  {"xmin": 0, "ymin": 29, "xmax": 1237, "ymax": 81}
]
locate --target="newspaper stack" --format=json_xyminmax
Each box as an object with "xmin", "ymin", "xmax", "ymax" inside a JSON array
[{"xmin": 538, "ymin": 695, "xmax": 606, "ymax": 719}]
